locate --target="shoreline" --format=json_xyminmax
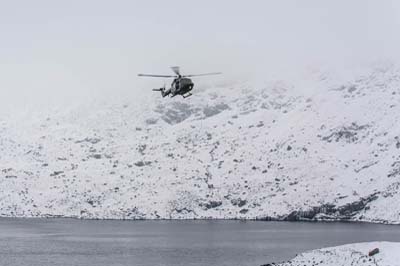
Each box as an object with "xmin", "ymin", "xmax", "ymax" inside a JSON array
[{"xmin": 0, "ymin": 216, "xmax": 399, "ymax": 226}]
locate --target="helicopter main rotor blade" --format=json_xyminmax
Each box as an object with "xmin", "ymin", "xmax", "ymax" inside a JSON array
[
  {"xmin": 183, "ymin": 72, "xmax": 222, "ymax": 77},
  {"xmin": 171, "ymin": 66, "xmax": 180, "ymax": 76},
  {"xmin": 138, "ymin": 74, "xmax": 177, "ymax": 78}
]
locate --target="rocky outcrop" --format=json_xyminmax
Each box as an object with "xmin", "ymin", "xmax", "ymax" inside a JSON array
[{"xmin": 281, "ymin": 193, "xmax": 379, "ymax": 222}]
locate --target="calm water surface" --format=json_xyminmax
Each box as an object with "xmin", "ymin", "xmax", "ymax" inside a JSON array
[{"xmin": 0, "ymin": 219, "xmax": 399, "ymax": 266}]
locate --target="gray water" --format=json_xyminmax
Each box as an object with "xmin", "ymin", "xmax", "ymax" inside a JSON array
[{"xmin": 0, "ymin": 219, "xmax": 400, "ymax": 266}]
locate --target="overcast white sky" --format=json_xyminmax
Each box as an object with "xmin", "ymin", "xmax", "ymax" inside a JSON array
[{"xmin": 1, "ymin": 0, "xmax": 400, "ymax": 110}]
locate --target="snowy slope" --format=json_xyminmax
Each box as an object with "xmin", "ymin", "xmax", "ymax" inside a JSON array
[
  {"xmin": 271, "ymin": 242, "xmax": 400, "ymax": 266},
  {"xmin": 1, "ymin": 63, "xmax": 400, "ymax": 222}
]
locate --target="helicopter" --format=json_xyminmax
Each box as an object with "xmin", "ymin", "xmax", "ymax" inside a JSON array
[{"xmin": 138, "ymin": 66, "xmax": 221, "ymax": 98}]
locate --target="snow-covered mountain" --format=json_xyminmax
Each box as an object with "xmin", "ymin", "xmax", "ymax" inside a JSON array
[
  {"xmin": 270, "ymin": 241, "xmax": 400, "ymax": 266},
  {"xmin": 1, "ymin": 63, "xmax": 400, "ymax": 223}
]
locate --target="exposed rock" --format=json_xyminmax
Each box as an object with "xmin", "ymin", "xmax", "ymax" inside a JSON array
[
  {"xmin": 75, "ymin": 137, "xmax": 101, "ymax": 144},
  {"xmin": 145, "ymin": 118, "xmax": 158, "ymax": 125},
  {"xmin": 134, "ymin": 161, "xmax": 152, "ymax": 167},
  {"xmin": 156, "ymin": 102, "xmax": 199, "ymax": 124},
  {"xmin": 202, "ymin": 201, "xmax": 222, "ymax": 209},
  {"xmin": 368, "ymin": 248, "xmax": 379, "ymax": 256},
  {"xmin": 239, "ymin": 208, "xmax": 249, "ymax": 214},
  {"xmin": 231, "ymin": 198, "xmax": 247, "ymax": 207},
  {"xmin": 322, "ymin": 123, "xmax": 369, "ymax": 143},
  {"xmin": 50, "ymin": 171, "xmax": 64, "ymax": 177},
  {"xmin": 203, "ymin": 103, "xmax": 230, "ymax": 117},
  {"xmin": 89, "ymin": 154, "xmax": 102, "ymax": 159},
  {"xmin": 282, "ymin": 193, "xmax": 379, "ymax": 221}
]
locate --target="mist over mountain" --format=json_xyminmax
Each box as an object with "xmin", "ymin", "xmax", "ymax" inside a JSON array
[{"xmin": 1, "ymin": 1, "xmax": 400, "ymax": 112}]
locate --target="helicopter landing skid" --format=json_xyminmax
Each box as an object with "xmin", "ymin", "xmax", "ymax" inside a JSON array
[{"xmin": 182, "ymin": 93, "xmax": 192, "ymax": 98}]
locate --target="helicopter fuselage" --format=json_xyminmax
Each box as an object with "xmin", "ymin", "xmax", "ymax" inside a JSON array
[{"xmin": 171, "ymin": 77, "xmax": 194, "ymax": 97}]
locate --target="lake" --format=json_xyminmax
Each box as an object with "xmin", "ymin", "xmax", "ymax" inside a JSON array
[{"xmin": 0, "ymin": 219, "xmax": 399, "ymax": 266}]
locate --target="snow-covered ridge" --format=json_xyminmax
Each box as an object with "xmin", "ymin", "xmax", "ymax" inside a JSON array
[
  {"xmin": 268, "ymin": 242, "xmax": 400, "ymax": 266},
  {"xmin": 1, "ymin": 63, "xmax": 400, "ymax": 223}
]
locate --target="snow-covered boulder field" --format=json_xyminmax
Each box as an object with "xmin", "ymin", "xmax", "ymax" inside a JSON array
[
  {"xmin": 1, "ymin": 63, "xmax": 400, "ymax": 222},
  {"xmin": 267, "ymin": 242, "xmax": 400, "ymax": 266}
]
